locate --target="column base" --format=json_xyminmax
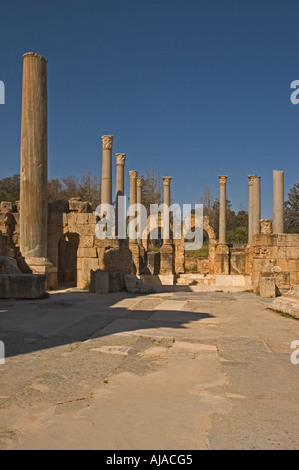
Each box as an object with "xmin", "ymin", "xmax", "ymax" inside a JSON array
[{"xmin": 25, "ymin": 257, "xmax": 58, "ymax": 290}]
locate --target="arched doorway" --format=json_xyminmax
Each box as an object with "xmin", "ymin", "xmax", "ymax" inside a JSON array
[
  {"xmin": 183, "ymin": 215, "xmax": 216, "ymax": 274},
  {"xmin": 58, "ymin": 233, "xmax": 79, "ymax": 286}
]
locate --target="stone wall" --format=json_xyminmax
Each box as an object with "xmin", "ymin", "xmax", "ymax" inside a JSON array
[
  {"xmin": 229, "ymin": 245, "xmax": 247, "ymax": 275},
  {"xmin": 252, "ymin": 234, "xmax": 299, "ymax": 292}
]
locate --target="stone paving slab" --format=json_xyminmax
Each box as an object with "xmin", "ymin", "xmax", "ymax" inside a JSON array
[{"xmin": 0, "ymin": 290, "xmax": 298, "ymax": 450}]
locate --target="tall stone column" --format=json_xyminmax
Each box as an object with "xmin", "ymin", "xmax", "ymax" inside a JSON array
[
  {"xmin": 162, "ymin": 177, "xmax": 172, "ymax": 244},
  {"xmin": 252, "ymin": 176, "xmax": 261, "ymax": 235},
  {"xmin": 101, "ymin": 135, "xmax": 114, "ymax": 205},
  {"xmin": 136, "ymin": 177, "xmax": 143, "ymax": 246},
  {"xmin": 20, "ymin": 52, "xmax": 56, "ymax": 288},
  {"xmin": 160, "ymin": 176, "xmax": 174, "ymax": 277},
  {"xmin": 129, "ymin": 171, "xmax": 138, "ymax": 243},
  {"xmin": 116, "ymin": 153, "xmax": 126, "ymax": 199},
  {"xmin": 136, "ymin": 177, "xmax": 143, "ymax": 206},
  {"xmin": 273, "ymin": 170, "xmax": 284, "ymax": 234},
  {"xmin": 248, "ymin": 175, "xmax": 256, "ymax": 244},
  {"xmin": 115, "ymin": 154, "xmax": 126, "ymax": 237},
  {"xmin": 218, "ymin": 176, "xmax": 228, "ymax": 244}
]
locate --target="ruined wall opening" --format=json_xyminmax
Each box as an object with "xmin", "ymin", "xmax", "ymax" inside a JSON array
[
  {"xmin": 182, "ymin": 216, "xmax": 216, "ymax": 275},
  {"xmin": 184, "ymin": 229, "xmax": 210, "ymax": 273},
  {"xmin": 58, "ymin": 233, "xmax": 79, "ymax": 286}
]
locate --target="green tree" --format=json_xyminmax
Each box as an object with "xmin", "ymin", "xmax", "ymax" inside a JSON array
[
  {"xmin": 0, "ymin": 174, "xmax": 20, "ymax": 202},
  {"xmin": 285, "ymin": 178, "xmax": 299, "ymax": 233},
  {"xmin": 48, "ymin": 169, "xmax": 101, "ymax": 209}
]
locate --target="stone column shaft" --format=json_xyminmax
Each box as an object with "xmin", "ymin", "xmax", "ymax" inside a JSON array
[
  {"xmin": 136, "ymin": 177, "xmax": 143, "ymax": 246},
  {"xmin": 163, "ymin": 177, "xmax": 172, "ymax": 244},
  {"xmin": 218, "ymin": 176, "xmax": 228, "ymax": 244},
  {"xmin": 248, "ymin": 175, "xmax": 256, "ymax": 244},
  {"xmin": 101, "ymin": 135, "xmax": 114, "ymax": 205},
  {"xmin": 116, "ymin": 154, "xmax": 126, "ymax": 199},
  {"xmin": 252, "ymin": 176, "xmax": 261, "ymax": 235},
  {"xmin": 129, "ymin": 171, "xmax": 138, "ymax": 243},
  {"xmin": 20, "ymin": 52, "xmax": 48, "ymax": 261},
  {"xmin": 273, "ymin": 170, "xmax": 284, "ymax": 234},
  {"xmin": 115, "ymin": 153, "xmax": 126, "ymax": 238}
]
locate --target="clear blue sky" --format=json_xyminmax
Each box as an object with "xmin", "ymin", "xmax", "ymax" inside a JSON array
[{"xmin": 0, "ymin": 0, "xmax": 298, "ymax": 217}]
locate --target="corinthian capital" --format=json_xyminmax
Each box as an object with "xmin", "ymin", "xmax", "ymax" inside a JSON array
[
  {"xmin": 137, "ymin": 177, "xmax": 143, "ymax": 187},
  {"xmin": 101, "ymin": 135, "xmax": 114, "ymax": 150},
  {"xmin": 218, "ymin": 175, "xmax": 228, "ymax": 186},
  {"xmin": 248, "ymin": 175, "xmax": 256, "ymax": 186},
  {"xmin": 116, "ymin": 153, "xmax": 126, "ymax": 166},
  {"xmin": 129, "ymin": 170, "xmax": 138, "ymax": 179},
  {"xmin": 163, "ymin": 176, "xmax": 172, "ymax": 186}
]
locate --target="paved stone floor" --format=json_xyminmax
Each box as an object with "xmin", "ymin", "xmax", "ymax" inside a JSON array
[{"xmin": 0, "ymin": 290, "xmax": 298, "ymax": 450}]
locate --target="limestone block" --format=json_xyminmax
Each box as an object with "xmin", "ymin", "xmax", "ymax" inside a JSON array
[
  {"xmin": 253, "ymin": 259, "xmax": 278, "ymax": 273},
  {"xmin": 160, "ymin": 244, "xmax": 174, "ymax": 275},
  {"xmin": 67, "ymin": 212, "xmax": 77, "ymax": 226},
  {"xmin": 125, "ymin": 275, "xmax": 141, "ymax": 293},
  {"xmin": 278, "ymin": 246, "xmax": 299, "ymax": 260},
  {"xmin": 277, "ymin": 234, "xmax": 299, "ymax": 247},
  {"xmin": 278, "ymin": 259, "xmax": 299, "ymax": 272},
  {"xmin": 271, "ymin": 285, "xmax": 299, "ymax": 319},
  {"xmin": 260, "ymin": 276, "xmax": 276, "ymax": 298},
  {"xmin": 81, "ymin": 258, "xmax": 99, "ymax": 271},
  {"xmin": 253, "ymin": 234, "xmax": 278, "ymax": 247},
  {"xmin": 76, "ymin": 213, "xmax": 91, "ymax": 225},
  {"xmin": 140, "ymin": 274, "xmax": 174, "ymax": 285},
  {"xmin": 0, "ymin": 256, "xmax": 21, "ymax": 274},
  {"xmin": 0, "ymin": 274, "xmax": 46, "ymax": 299},
  {"xmin": 290, "ymin": 272, "xmax": 299, "ymax": 285},
  {"xmin": 77, "ymin": 247, "xmax": 97, "ymax": 258},
  {"xmin": 77, "ymin": 270, "xmax": 90, "ymax": 289},
  {"xmin": 69, "ymin": 198, "xmax": 92, "ymax": 213},
  {"xmin": 215, "ymin": 275, "xmax": 250, "ymax": 287},
  {"xmin": 79, "ymin": 236, "xmax": 95, "ymax": 248},
  {"xmin": 109, "ymin": 271, "xmax": 123, "ymax": 292},
  {"xmin": 92, "ymin": 271, "xmax": 109, "ymax": 294},
  {"xmin": 275, "ymin": 271, "xmax": 291, "ymax": 289}
]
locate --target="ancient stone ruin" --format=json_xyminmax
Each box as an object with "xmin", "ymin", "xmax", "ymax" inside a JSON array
[{"xmin": 0, "ymin": 52, "xmax": 299, "ymax": 302}]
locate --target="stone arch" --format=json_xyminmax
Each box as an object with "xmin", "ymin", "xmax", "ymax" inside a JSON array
[{"xmin": 182, "ymin": 215, "xmax": 216, "ymax": 274}]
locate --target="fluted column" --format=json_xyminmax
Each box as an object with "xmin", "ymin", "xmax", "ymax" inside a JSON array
[
  {"xmin": 252, "ymin": 176, "xmax": 261, "ymax": 235},
  {"xmin": 163, "ymin": 177, "xmax": 172, "ymax": 244},
  {"xmin": 101, "ymin": 135, "xmax": 114, "ymax": 205},
  {"xmin": 248, "ymin": 175, "xmax": 256, "ymax": 244},
  {"xmin": 273, "ymin": 170, "xmax": 284, "ymax": 234},
  {"xmin": 20, "ymin": 52, "xmax": 49, "ymax": 262},
  {"xmin": 218, "ymin": 176, "xmax": 228, "ymax": 244},
  {"xmin": 129, "ymin": 170, "xmax": 138, "ymax": 243}
]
